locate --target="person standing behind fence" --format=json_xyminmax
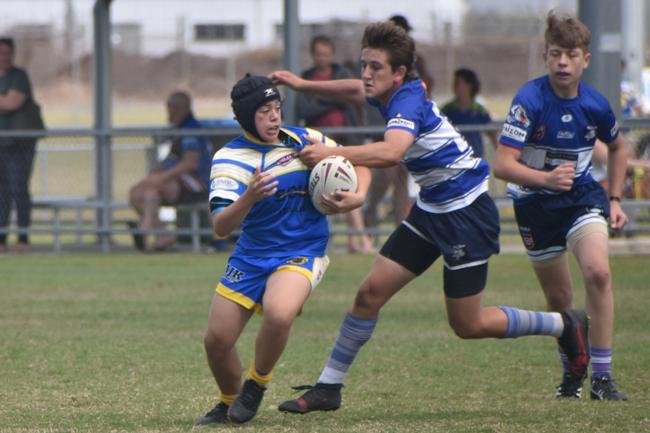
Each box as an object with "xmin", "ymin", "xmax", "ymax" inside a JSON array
[
  {"xmin": 297, "ymin": 35, "xmax": 373, "ymax": 253},
  {"xmin": 128, "ymin": 91, "xmax": 211, "ymax": 252},
  {"xmin": 0, "ymin": 37, "xmax": 41, "ymax": 254},
  {"xmin": 441, "ymin": 68, "xmax": 497, "ymax": 159}
]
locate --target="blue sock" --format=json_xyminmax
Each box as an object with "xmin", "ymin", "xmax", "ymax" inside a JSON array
[
  {"xmin": 499, "ymin": 306, "xmax": 564, "ymax": 338},
  {"xmin": 318, "ymin": 313, "xmax": 377, "ymax": 384},
  {"xmin": 591, "ymin": 347, "xmax": 612, "ymax": 380}
]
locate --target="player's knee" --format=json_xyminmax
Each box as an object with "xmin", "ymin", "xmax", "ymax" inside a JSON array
[
  {"xmin": 353, "ymin": 282, "xmax": 384, "ymax": 316},
  {"xmin": 583, "ymin": 266, "xmax": 611, "ymax": 292},
  {"xmin": 203, "ymin": 328, "xmax": 236, "ymax": 355},
  {"xmin": 262, "ymin": 308, "xmax": 296, "ymax": 331},
  {"xmin": 448, "ymin": 317, "xmax": 483, "ymax": 339}
]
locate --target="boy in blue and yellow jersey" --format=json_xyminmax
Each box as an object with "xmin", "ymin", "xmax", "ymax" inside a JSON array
[
  {"xmin": 270, "ymin": 21, "xmax": 593, "ymax": 414},
  {"xmin": 494, "ymin": 11, "xmax": 630, "ymax": 400},
  {"xmin": 194, "ymin": 75, "xmax": 371, "ymax": 426}
]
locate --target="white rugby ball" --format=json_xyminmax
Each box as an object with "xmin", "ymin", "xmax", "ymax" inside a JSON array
[{"xmin": 308, "ymin": 156, "xmax": 358, "ymax": 214}]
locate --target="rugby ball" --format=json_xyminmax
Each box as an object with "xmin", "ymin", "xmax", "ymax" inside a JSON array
[{"xmin": 308, "ymin": 156, "xmax": 358, "ymax": 214}]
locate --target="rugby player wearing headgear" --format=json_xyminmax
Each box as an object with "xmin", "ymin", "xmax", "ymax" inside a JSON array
[{"xmin": 194, "ymin": 74, "xmax": 371, "ymax": 425}]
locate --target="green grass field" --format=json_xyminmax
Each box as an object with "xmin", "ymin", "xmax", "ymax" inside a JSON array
[{"xmin": 1, "ymin": 253, "xmax": 649, "ymax": 433}]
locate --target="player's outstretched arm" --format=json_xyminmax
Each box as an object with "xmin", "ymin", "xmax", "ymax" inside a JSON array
[
  {"xmin": 300, "ymin": 129, "xmax": 412, "ymax": 168},
  {"xmin": 269, "ymin": 70, "xmax": 366, "ymax": 107}
]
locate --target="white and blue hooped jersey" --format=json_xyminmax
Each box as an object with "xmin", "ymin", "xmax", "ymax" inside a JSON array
[
  {"xmin": 368, "ymin": 79, "xmax": 490, "ymax": 214},
  {"xmin": 499, "ymin": 75, "xmax": 619, "ymax": 201},
  {"xmin": 209, "ymin": 126, "xmax": 337, "ymax": 257}
]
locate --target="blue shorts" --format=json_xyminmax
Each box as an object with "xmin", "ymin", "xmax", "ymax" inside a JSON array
[
  {"xmin": 216, "ymin": 254, "xmax": 330, "ymax": 313},
  {"xmin": 401, "ymin": 193, "xmax": 500, "ymax": 270},
  {"xmin": 514, "ymin": 181, "xmax": 610, "ymax": 261}
]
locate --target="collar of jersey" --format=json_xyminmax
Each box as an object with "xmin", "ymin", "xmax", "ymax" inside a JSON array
[{"xmin": 243, "ymin": 128, "xmax": 302, "ymax": 147}]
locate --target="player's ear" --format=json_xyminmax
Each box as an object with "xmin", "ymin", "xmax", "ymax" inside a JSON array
[{"xmin": 583, "ymin": 50, "xmax": 591, "ymax": 69}]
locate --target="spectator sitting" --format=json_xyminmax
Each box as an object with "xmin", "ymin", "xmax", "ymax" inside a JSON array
[
  {"xmin": 128, "ymin": 91, "xmax": 212, "ymax": 251},
  {"xmin": 441, "ymin": 68, "xmax": 497, "ymax": 159}
]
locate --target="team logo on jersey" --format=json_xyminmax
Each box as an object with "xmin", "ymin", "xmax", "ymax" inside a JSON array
[
  {"xmin": 532, "ymin": 125, "xmax": 546, "ymax": 141},
  {"xmin": 502, "ymin": 124, "xmax": 527, "ymax": 143},
  {"xmin": 584, "ymin": 125, "xmax": 597, "ymax": 141},
  {"xmin": 286, "ymin": 256, "xmax": 309, "ymax": 266},
  {"xmin": 387, "ymin": 117, "xmax": 415, "ymax": 130},
  {"xmin": 224, "ymin": 263, "xmax": 245, "ymax": 283},
  {"xmin": 507, "ymin": 104, "xmax": 530, "ymax": 128},
  {"xmin": 211, "ymin": 177, "xmax": 238, "ymax": 191},
  {"xmin": 451, "ymin": 244, "xmax": 466, "ymax": 261},
  {"xmin": 561, "ymin": 114, "xmax": 573, "ymax": 122},
  {"xmin": 556, "ymin": 131, "xmax": 575, "ymax": 139}
]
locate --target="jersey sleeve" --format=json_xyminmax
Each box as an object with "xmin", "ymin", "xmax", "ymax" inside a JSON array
[
  {"xmin": 499, "ymin": 87, "xmax": 537, "ymax": 150},
  {"xmin": 208, "ymin": 149, "xmax": 255, "ymax": 214},
  {"xmin": 303, "ymin": 127, "xmax": 339, "ymax": 148},
  {"xmin": 384, "ymin": 88, "xmax": 422, "ymax": 136},
  {"xmin": 594, "ymin": 100, "xmax": 620, "ymax": 144}
]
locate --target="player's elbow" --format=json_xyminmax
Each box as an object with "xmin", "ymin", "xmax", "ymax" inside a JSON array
[{"xmin": 211, "ymin": 215, "xmax": 232, "ymax": 238}]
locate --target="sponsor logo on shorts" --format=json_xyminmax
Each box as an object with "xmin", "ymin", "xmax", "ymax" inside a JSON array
[
  {"xmin": 501, "ymin": 124, "xmax": 527, "ymax": 142},
  {"xmin": 519, "ymin": 226, "xmax": 535, "ymax": 249},
  {"xmin": 451, "ymin": 244, "xmax": 466, "ymax": 261},
  {"xmin": 211, "ymin": 177, "xmax": 238, "ymax": 191},
  {"xmin": 387, "ymin": 117, "xmax": 415, "ymax": 130},
  {"xmin": 610, "ymin": 122, "xmax": 619, "ymax": 137},
  {"xmin": 224, "ymin": 263, "xmax": 245, "ymax": 283}
]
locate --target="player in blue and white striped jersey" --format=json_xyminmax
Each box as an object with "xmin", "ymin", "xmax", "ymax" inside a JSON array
[
  {"xmin": 270, "ymin": 21, "xmax": 591, "ymax": 413},
  {"xmin": 494, "ymin": 12, "xmax": 630, "ymax": 401},
  {"xmin": 195, "ymin": 75, "xmax": 371, "ymax": 426}
]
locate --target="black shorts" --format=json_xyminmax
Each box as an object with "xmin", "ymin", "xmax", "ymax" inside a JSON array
[
  {"xmin": 379, "ymin": 193, "xmax": 498, "ymax": 298},
  {"xmin": 380, "ymin": 193, "xmax": 500, "ymax": 272}
]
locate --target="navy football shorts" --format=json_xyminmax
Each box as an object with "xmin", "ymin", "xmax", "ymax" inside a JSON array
[
  {"xmin": 514, "ymin": 181, "xmax": 610, "ymax": 262},
  {"xmin": 380, "ymin": 192, "xmax": 500, "ymax": 274}
]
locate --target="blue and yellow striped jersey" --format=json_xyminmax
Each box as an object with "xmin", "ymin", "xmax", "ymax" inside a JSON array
[{"xmin": 209, "ymin": 126, "xmax": 337, "ymax": 257}]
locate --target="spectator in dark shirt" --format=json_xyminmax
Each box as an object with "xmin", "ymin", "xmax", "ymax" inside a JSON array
[{"xmin": 128, "ymin": 91, "xmax": 212, "ymax": 251}]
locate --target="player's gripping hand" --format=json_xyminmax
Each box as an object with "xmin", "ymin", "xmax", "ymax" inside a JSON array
[
  {"xmin": 268, "ymin": 70, "xmax": 305, "ymax": 91},
  {"xmin": 545, "ymin": 163, "xmax": 575, "ymax": 191},
  {"xmin": 318, "ymin": 189, "xmax": 364, "ymax": 215},
  {"xmin": 300, "ymin": 135, "xmax": 335, "ymax": 167},
  {"xmin": 243, "ymin": 167, "xmax": 278, "ymax": 203}
]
